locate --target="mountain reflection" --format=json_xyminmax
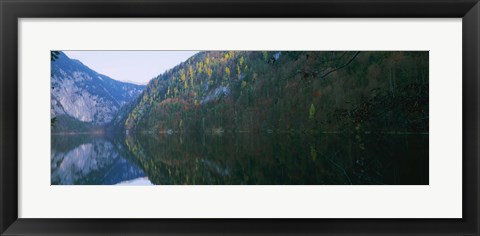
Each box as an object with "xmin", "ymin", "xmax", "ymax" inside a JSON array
[
  {"xmin": 51, "ymin": 135, "xmax": 149, "ymax": 185},
  {"xmin": 124, "ymin": 132, "xmax": 428, "ymax": 185},
  {"xmin": 51, "ymin": 132, "xmax": 428, "ymax": 185}
]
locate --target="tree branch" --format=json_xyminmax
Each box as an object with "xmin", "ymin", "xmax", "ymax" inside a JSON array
[{"xmin": 320, "ymin": 51, "xmax": 360, "ymax": 79}]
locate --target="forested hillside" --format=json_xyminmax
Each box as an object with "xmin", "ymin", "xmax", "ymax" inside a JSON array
[{"xmin": 123, "ymin": 51, "xmax": 428, "ymax": 134}]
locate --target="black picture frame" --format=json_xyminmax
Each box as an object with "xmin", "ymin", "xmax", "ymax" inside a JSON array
[{"xmin": 1, "ymin": 0, "xmax": 479, "ymax": 235}]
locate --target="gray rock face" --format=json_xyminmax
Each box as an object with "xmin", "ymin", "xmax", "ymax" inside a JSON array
[{"xmin": 51, "ymin": 52, "xmax": 145, "ymax": 125}]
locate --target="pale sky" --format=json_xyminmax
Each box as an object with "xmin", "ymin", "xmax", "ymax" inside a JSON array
[{"xmin": 64, "ymin": 51, "xmax": 198, "ymax": 85}]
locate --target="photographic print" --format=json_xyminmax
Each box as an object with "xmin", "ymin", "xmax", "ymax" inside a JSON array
[{"xmin": 51, "ymin": 51, "xmax": 429, "ymax": 185}]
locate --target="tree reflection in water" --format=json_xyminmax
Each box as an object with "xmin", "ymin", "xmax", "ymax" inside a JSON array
[
  {"xmin": 123, "ymin": 132, "xmax": 428, "ymax": 185},
  {"xmin": 51, "ymin": 132, "xmax": 428, "ymax": 185}
]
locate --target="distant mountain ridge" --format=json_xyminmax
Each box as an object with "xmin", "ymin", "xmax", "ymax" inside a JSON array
[{"xmin": 51, "ymin": 52, "xmax": 145, "ymax": 131}]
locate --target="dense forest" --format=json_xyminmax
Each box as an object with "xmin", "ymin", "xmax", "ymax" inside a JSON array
[
  {"xmin": 119, "ymin": 51, "xmax": 428, "ymax": 135},
  {"xmin": 52, "ymin": 51, "xmax": 429, "ymax": 185}
]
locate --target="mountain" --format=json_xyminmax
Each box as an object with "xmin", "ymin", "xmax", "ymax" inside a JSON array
[
  {"xmin": 122, "ymin": 51, "xmax": 429, "ymax": 134},
  {"xmin": 51, "ymin": 52, "xmax": 145, "ymax": 132}
]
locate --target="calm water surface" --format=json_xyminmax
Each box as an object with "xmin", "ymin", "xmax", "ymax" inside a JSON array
[{"xmin": 51, "ymin": 132, "xmax": 428, "ymax": 185}]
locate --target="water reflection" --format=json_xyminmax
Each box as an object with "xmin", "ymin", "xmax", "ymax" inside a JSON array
[
  {"xmin": 51, "ymin": 132, "xmax": 428, "ymax": 185},
  {"xmin": 126, "ymin": 132, "xmax": 428, "ymax": 185},
  {"xmin": 51, "ymin": 135, "xmax": 149, "ymax": 185}
]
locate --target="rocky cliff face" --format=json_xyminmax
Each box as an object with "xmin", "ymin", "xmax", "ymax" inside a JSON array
[{"xmin": 51, "ymin": 52, "xmax": 145, "ymax": 130}]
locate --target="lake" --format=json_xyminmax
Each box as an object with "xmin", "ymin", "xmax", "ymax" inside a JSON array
[{"xmin": 51, "ymin": 132, "xmax": 428, "ymax": 185}]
